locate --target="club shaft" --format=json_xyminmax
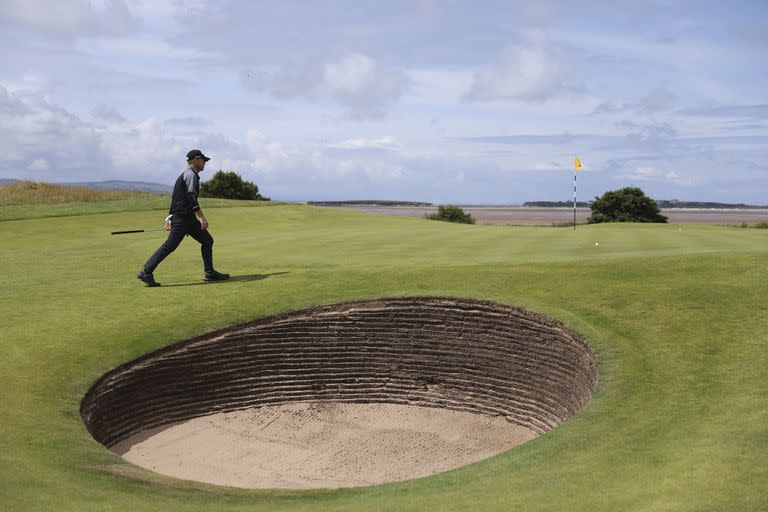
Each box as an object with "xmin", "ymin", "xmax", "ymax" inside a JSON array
[{"xmin": 111, "ymin": 228, "xmax": 165, "ymax": 235}]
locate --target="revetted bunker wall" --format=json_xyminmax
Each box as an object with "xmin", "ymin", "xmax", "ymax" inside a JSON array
[{"xmin": 81, "ymin": 297, "xmax": 598, "ymax": 448}]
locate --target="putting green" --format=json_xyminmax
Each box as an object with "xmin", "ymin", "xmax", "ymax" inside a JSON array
[{"xmin": 1, "ymin": 202, "xmax": 766, "ymax": 511}]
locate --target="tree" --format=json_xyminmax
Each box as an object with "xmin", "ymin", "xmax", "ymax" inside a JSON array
[
  {"xmin": 588, "ymin": 187, "xmax": 667, "ymax": 224},
  {"xmin": 425, "ymin": 205, "xmax": 475, "ymax": 224},
  {"xmin": 199, "ymin": 170, "xmax": 268, "ymax": 200}
]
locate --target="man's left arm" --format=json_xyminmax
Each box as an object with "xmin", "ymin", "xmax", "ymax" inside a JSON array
[
  {"xmin": 183, "ymin": 170, "xmax": 206, "ymax": 229},
  {"xmin": 195, "ymin": 209, "xmax": 208, "ymax": 230}
]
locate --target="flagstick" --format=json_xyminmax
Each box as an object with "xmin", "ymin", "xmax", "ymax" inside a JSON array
[{"xmin": 573, "ymin": 168, "xmax": 577, "ymax": 230}]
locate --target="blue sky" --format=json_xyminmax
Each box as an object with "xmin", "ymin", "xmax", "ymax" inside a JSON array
[{"xmin": 1, "ymin": 0, "xmax": 766, "ymax": 203}]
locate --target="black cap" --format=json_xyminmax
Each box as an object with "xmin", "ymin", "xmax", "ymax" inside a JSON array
[{"xmin": 186, "ymin": 149, "xmax": 210, "ymax": 162}]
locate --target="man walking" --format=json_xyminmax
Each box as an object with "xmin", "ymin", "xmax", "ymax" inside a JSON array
[{"xmin": 137, "ymin": 149, "xmax": 229, "ymax": 287}]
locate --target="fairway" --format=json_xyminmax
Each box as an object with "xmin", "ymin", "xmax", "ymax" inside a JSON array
[{"xmin": 1, "ymin": 202, "xmax": 767, "ymax": 511}]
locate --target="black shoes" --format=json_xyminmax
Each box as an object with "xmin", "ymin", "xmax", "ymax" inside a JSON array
[
  {"xmin": 137, "ymin": 269, "xmax": 161, "ymax": 287},
  {"xmin": 204, "ymin": 270, "xmax": 230, "ymax": 282},
  {"xmin": 137, "ymin": 269, "xmax": 228, "ymax": 285}
]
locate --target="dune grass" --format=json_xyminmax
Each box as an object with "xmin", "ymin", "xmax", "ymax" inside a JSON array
[
  {"xmin": 0, "ymin": 181, "xmax": 277, "ymax": 221},
  {"xmin": 0, "ymin": 181, "xmax": 162, "ymax": 204},
  {"xmin": 1, "ymin": 202, "xmax": 766, "ymax": 511}
]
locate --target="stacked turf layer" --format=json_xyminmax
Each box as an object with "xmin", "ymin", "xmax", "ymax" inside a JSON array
[{"xmin": 82, "ymin": 297, "xmax": 597, "ymax": 448}]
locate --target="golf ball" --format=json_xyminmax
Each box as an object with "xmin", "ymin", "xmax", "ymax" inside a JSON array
[{"xmin": 594, "ymin": 242, "xmax": 599, "ymax": 246}]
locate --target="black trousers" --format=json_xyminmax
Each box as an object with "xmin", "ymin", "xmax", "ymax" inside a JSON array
[{"xmin": 143, "ymin": 214, "xmax": 214, "ymax": 274}]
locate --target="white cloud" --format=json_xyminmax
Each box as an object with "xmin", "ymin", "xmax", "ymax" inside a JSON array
[
  {"xmin": 164, "ymin": 116, "xmax": 212, "ymax": 126},
  {"xmin": 616, "ymin": 120, "xmax": 677, "ymax": 138},
  {"xmin": 27, "ymin": 158, "xmax": 49, "ymax": 171},
  {"xmin": 77, "ymin": 35, "xmax": 216, "ymax": 60},
  {"xmin": 321, "ymin": 54, "xmax": 407, "ymax": 107},
  {"xmin": 334, "ymin": 159, "xmax": 404, "ymax": 182},
  {"xmin": 534, "ymin": 161, "xmax": 564, "ymax": 171},
  {"xmin": 0, "ymin": 85, "xmax": 30, "ymax": 115},
  {"xmin": 406, "ymin": 69, "xmax": 475, "ymax": 105},
  {"xmin": 0, "ymin": 0, "xmax": 139, "ymax": 39},
  {"xmin": 101, "ymin": 119, "xmax": 191, "ymax": 172},
  {"xmin": 1, "ymin": 73, "xmax": 54, "ymax": 100},
  {"xmin": 130, "ymin": 0, "xmax": 206, "ymax": 18},
  {"xmin": 0, "ymin": 83, "xmax": 205, "ymax": 182},
  {"xmin": 594, "ymin": 87, "xmax": 678, "ymax": 115},
  {"xmin": 327, "ymin": 136, "xmax": 398, "ymax": 150},
  {"xmin": 618, "ymin": 166, "xmax": 695, "ymax": 186},
  {"xmin": 91, "ymin": 105, "xmax": 126, "ymax": 123},
  {"xmin": 241, "ymin": 53, "xmax": 409, "ymax": 116},
  {"xmin": 464, "ymin": 31, "xmax": 570, "ymax": 102},
  {"xmin": 637, "ymin": 87, "xmax": 676, "ymax": 113},
  {"xmin": 0, "ymin": 84, "xmax": 110, "ymax": 178}
]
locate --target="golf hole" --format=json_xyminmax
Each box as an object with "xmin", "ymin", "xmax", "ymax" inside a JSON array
[{"xmin": 81, "ymin": 297, "xmax": 597, "ymax": 489}]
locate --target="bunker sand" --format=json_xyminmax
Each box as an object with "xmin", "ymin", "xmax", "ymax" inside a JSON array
[{"xmin": 112, "ymin": 402, "xmax": 537, "ymax": 489}]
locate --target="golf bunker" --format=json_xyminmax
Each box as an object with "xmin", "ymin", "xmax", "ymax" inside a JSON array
[{"xmin": 81, "ymin": 297, "xmax": 597, "ymax": 489}]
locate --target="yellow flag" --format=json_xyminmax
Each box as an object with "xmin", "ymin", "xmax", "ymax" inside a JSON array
[{"xmin": 573, "ymin": 155, "xmax": 582, "ymax": 170}]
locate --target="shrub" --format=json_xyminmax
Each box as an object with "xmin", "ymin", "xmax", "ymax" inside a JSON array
[
  {"xmin": 200, "ymin": 170, "xmax": 268, "ymax": 200},
  {"xmin": 588, "ymin": 187, "xmax": 667, "ymax": 224},
  {"xmin": 425, "ymin": 205, "xmax": 475, "ymax": 224}
]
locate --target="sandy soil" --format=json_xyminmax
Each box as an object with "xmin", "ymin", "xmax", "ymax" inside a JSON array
[
  {"xmin": 321, "ymin": 205, "xmax": 768, "ymax": 225},
  {"xmin": 112, "ymin": 402, "xmax": 537, "ymax": 489}
]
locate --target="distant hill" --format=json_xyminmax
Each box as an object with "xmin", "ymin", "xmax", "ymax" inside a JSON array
[
  {"xmin": 524, "ymin": 199, "xmax": 766, "ymax": 209},
  {"xmin": 654, "ymin": 200, "xmax": 766, "ymax": 209}
]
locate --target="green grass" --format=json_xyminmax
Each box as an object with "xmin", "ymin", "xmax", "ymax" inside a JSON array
[{"xmin": 1, "ymin": 201, "xmax": 766, "ymax": 511}]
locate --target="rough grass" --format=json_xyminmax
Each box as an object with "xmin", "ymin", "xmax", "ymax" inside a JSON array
[
  {"xmin": 0, "ymin": 181, "xmax": 279, "ymax": 221},
  {"xmin": 0, "ymin": 181, "xmax": 159, "ymax": 204},
  {"xmin": 1, "ymin": 202, "xmax": 766, "ymax": 511}
]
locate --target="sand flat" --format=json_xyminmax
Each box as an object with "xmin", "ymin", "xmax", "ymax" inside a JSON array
[{"xmin": 112, "ymin": 402, "xmax": 537, "ymax": 489}]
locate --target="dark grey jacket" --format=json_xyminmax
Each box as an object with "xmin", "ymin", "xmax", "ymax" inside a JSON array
[{"xmin": 169, "ymin": 167, "xmax": 201, "ymax": 216}]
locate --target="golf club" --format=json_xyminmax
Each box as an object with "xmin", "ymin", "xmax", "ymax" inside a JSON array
[{"xmin": 111, "ymin": 228, "xmax": 166, "ymax": 235}]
